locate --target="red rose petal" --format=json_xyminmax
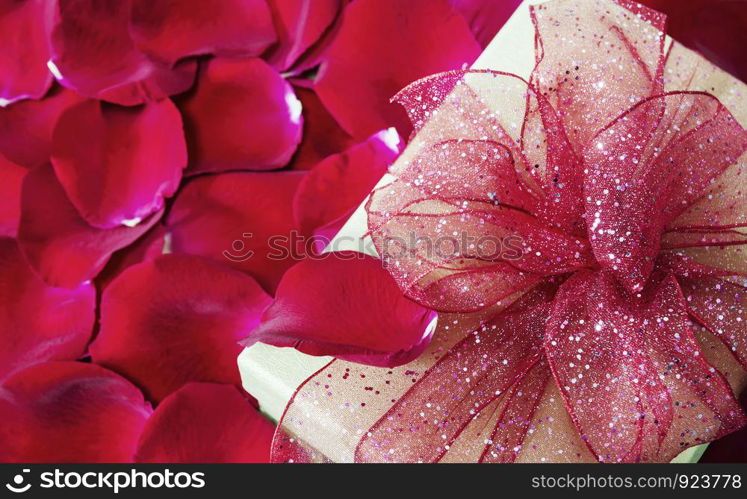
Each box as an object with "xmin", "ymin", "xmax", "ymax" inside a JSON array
[
  {"xmin": 95, "ymin": 60, "xmax": 197, "ymax": 107},
  {"xmin": 0, "ymin": 85, "xmax": 85, "ymax": 168},
  {"xmin": 315, "ymin": 0, "xmax": 480, "ymax": 139},
  {"xmin": 178, "ymin": 58, "xmax": 302, "ymax": 174},
  {"xmin": 545, "ymin": 270, "xmax": 745, "ymax": 463},
  {"xmin": 49, "ymin": 0, "xmax": 196, "ymax": 106},
  {"xmin": 700, "ymin": 390, "xmax": 747, "ymax": 463},
  {"xmin": 293, "ymin": 129, "xmax": 401, "ymax": 239},
  {"xmin": 448, "ymin": 0, "xmax": 521, "ymax": 48},
  {"xmin": 0, "ymin": 154, "xmax": 25, "ymax": 237},
  {"xmin": 0, "ymin": 238, "xmax": 95, "ymax": 381},
  {"xmin": 166, "ymin": 171, "xmax": 305, "ymax": 294},
  {"xmin": 0, "ymin": 0, "xmax": 53, "ymax": 105},
  {"xmin": 290, "ymin": 86, "xmax": 354, "ymax": 171},
  {"xmin": 264, "ymin": 0, "xmax": 342, "ymax": 72},
  {"xmin": 130, "ymin": 0, "xmax": 276, "ymax": 66},
  {"xmin": 242, "ymin": 253, "xmax": 438, "ymax": 367},
  {"xmin": 135, "ymin": 383, "xmax": 274, "ymax": 463},
  {"xmin": 95, "ymin": 224, "xmax": 167, "ymax": 291},
  {"xmin": 641, "ymin": 0, "xmax": 747, "ymax": 82},
  {"xmin": 52, "ymin": 99, "xmax": 186, "ymax": 229},
  {"xmin": 18, "ymin": 165, "xmax": 162, "ymax": 288},
  {"xmin": 0, "ymin": 362, "xmax": 152, "ymax": 463},
  {"xmin": 90, "ymin": 254, "xmax": 272, "ymax": 402}
]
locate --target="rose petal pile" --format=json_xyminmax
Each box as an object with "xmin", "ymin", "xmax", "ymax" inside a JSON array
[{"xmin": 1, "ymin": 0, "xmax": 744, "ymax": 463}]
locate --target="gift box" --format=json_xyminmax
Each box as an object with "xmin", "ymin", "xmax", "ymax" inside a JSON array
[{"xmin": 239, "ymin": 0, "xmax": 747, "ymax": 462}]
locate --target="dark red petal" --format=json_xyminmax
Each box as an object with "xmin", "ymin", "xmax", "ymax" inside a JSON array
[
  {"xmin": 700, "ymin": 389, "xmax": 747, "ymax": 462},
  {"xmin": 49, "ymin": 0, "xmax": 196, "ymax": 106},
  {"xmin": 293, "ymin": 129, "xmax": 400, "ymax": 238},
  {"xmin": 18, "ymin": 165, "xmax": 162, "ymax": 288},
  {"xmin": 130, "ymin": 0, "xmax": 276, "ymax": 66},
  {"xmin": 264, "ymin": 0, "xmax": 342, "ymax": 72},
  {"xmin": 0, "ymin": 362, "xmax": 151, "ymax": 463},
  {"xmin": 0, "ymin": 154, "xmax": 25, "ymax": 237},
  {"xmin": 0, "ymin": 238, "xmax": 95, "ymax": 381},
  {"xmin": 0, "ymin": 0, "xmax": 53, "ymax": 105},
  {"xmin": 95, "ymin": 224, "xmax": 167, "ymax": 291},
  {"xmin": 178, "ymin": 58, "xmax": 302, "ymax": 174},
  {"xmin": 135, "ymin": 383, "xmax": 274, "ymax": 463},
  {"xmin": 242, "ymin": 253, "xmax": 438, "ymax": 367},
  {"xmin": 0, "ymin": 86, "xmax": 85, "ymax": 168},
  {"xmin": 640, "ymin": 0, "xmax": 747, "ymax": 82},
  {"xmin": 90, "ymin": 254, "xmax": 272, "ymax": 402},
  {"xmin": 545, "ymin": 270, "xmax": 745, "ymax": 463},
  {"xmin": 52, "ymin": 99, "xmax": 186, "ymax": 229},
  {"xmin": 447, "ymin": 0, "xmax": 521, "ymax": 48},
  {"xmin": 166, "ymin": 171, "xmax": 305, "ymax": 294},
  {"xmin": 290, "ymin": 86, "xmax": 354, "ymax": 171},
  {"xmin": 94, "ymin": 60, "xmax": 197, "ymax": 107},
  {"xmin": 315, "ymin": 0, "xmax": 480, "ymax": 139}
]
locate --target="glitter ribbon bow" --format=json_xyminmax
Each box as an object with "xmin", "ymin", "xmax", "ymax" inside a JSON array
[{"xmin": 273, "ymin": 0, "xmax": 747, "ymax": 462}]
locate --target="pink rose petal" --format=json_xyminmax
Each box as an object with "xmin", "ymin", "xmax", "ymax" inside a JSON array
[
  {"xmin": 90, "ymin": 254, "xmax": 272, "ymax": 402},
  {"xmin": 0, "ymin": 0, "xmax": 53, "ymax": 105},
  {"xmin": 293, "ymin": 129, "xmax": 401, "ymax": 239},
  {"xmin": 641, "ymin": 0, "xmax": 747, "ymax": 81},
  {"xmin": 178, "ymin": 58, "xmax": 302, "ymax": 174},
  {"xmin": 52, "ymin": 98, "xmax": 186, "ymax": 229},
  {"xmin": 264, "ymin": 0, "xmax": 343, "ymax": 72},
  {"xmin": 448, "ymin": 0, "xmax": 521, "ymax": 48},
  {"xmin": 167, "ymin": 171, "xmax": 305, "ymax": 294},
  {"xmin": 0, "ymin": 154, "xmax": 25, "ymax": 237},
  {"xmin": 130, "ymin": 0, "xmax": 276, "ymax": 66},
  {"xmin": 18, "ymin": 165, "xmax": 162, "ymax": 288},
  {"xmin": 135, "ymin": 383, "xmax": 274, "ymax": 463},
  {"xmin": 0, "ymin": 362, "xmax": 152, "ymax": 463},
  {"xmin": 0, "ymin": 238, "xmax": 95, "ymax": 381},
  {"xmin": 315, "ymin": 0, "xmax": 480, "ymax": 139},
  {"xmin": 0, "ymin": 85, "xmax": 85, "ymax": 168},
  {"xmin": 95, "ymin": 224, "xmax": 167, "ymax": 292},
  {"xmin": 290, "ymin": 86, "xmax": 354, "ymax": 171},
  {"xmin": 243, "ymin": 253, "xmax": 438, "ymax": 367},
  {"xmin": 49, "ymin": 0, "xmax": 196, "ymax": 105}
]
